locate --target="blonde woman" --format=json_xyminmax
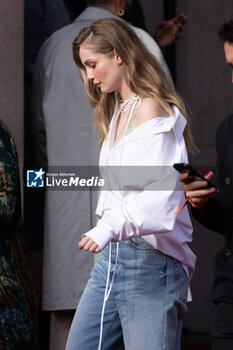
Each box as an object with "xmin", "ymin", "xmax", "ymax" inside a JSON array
[{"xmin": 66, "ymin": 18, "xmax": 196, "ymax": 350}]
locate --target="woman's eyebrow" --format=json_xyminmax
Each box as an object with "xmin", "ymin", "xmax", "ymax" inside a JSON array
[{"xmin": 84, "ymin": 59, "xmax": 95, "ymax": 66}]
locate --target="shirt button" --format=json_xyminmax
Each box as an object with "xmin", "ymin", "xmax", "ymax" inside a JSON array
[
  {"xmin": 225, "ymin": 177, "xmax": 231, "ymax": 185},
  {"xmin": 224, "ymin": 248, "xmax": 232, "ymax": 256}
]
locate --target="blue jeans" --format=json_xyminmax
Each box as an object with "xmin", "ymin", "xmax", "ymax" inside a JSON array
[{"xmin": 66, "ymin": 238, "xmax": 188, "ymax": 350}]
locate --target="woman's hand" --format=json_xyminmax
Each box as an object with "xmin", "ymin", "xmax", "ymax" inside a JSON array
[
  {"xmin": 179, "ymin": 173, "xmax": 217, "ymax": 209},
  {"xmin": 78, "ymin": 235, "xmax": 102, "ymax": 253}
]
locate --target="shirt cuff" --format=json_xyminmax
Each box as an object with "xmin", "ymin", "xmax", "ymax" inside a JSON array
[{"xmin": 83, "ymin": 225, "xmax": 113, "ymax": 250}]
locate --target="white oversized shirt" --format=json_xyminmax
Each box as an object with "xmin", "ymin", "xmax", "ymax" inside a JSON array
[{"xmin": 85, "ymin": 102, "xmax": 196, "ymax": 279}]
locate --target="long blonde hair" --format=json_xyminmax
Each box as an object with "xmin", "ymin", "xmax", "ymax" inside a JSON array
[{"xmin": 73, "ymin": 18, "xmax": 196, "ymax": 153}]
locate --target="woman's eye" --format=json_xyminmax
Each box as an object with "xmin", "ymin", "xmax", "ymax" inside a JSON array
[{"xmin": 90, "ymin": 64, "xmax": 96, "ymax": 69}]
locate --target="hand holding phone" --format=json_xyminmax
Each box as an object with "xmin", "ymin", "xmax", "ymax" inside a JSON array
[
  {"xmin": 173, "ymin": 163, "xmax": 217, "ymax": 190},
  {"xmin": 173, "ymin": 163, "xmax": 218, "ymax": 213}
]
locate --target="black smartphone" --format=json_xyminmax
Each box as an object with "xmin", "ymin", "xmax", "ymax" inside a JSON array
[{"xmin": 173, "ymin": 162, "xmax": 217, "ymax": 189}]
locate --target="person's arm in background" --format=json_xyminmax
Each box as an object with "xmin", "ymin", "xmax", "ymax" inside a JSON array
[
  {"xmin": 154, "ymin": 13, "xmax": 187, "ymax": 48},
  {"xmin": 123, "ymin": 0, "xmax": 187, "ymax": 48}
]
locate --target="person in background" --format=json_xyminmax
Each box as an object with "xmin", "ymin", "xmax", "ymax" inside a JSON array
[
  {"xmin": 24, "ymin": 0, "xmax": 70, "ymax": 172},
  {"xmin": 24, "ymin": 2, "xmax": 71, "ymax": 347},
  {"xmin": 65, "ymin": 17, "xmax": 196, "ymax": 350},
  {"xmin": 63, "ymin": 0, "xmax": 87, "ymax": 20},
  {"xmin": 0, "ymin": 120, "xmax": 37, "ymax": 349},
  {"xmin": 24, "ymin": 0, "xmax": 70, "ymax": 298},
  {"xmin": 179, "ymin": 18, "xmax": 233, "ymax": 350},
  {"xmin": 32, "ymin": 0, "xmax": 179, "ymax": 348},
  {"xmin": 63, "ymin": 0, "xmax": 187, "ymax": 48}
]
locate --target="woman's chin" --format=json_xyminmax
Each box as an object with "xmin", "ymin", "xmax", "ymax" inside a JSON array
[{"xmin": 101, "ymin": 87, "xmax": 116, "ymax": 94}]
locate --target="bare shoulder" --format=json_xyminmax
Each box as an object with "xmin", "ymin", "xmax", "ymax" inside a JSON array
[{"xmin": 136, "ymin": 97, "xmax": 171, "ymax": 123}]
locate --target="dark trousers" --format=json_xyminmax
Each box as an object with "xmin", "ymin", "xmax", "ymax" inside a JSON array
[{"xmin": 211, "ymin": 298, "xmax": 233, "ymax": 350}]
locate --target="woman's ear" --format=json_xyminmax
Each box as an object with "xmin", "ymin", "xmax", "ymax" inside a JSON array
[{"xmin": 113, "ymin": 49, "xmax": 123, "ymax": 64}]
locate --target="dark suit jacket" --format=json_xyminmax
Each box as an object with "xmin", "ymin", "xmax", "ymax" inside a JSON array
[{"xmin": 192, "ymin": 114, "xmax": 233, "ymax": 301}]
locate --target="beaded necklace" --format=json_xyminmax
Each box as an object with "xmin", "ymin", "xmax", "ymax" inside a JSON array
[
  {"xmin": 119, "ymin": 94, "xmax": 141, "ymax": 113},
  {"xmin": 114, "ymin": 95, "xmax": 141, "ymax": 145}
]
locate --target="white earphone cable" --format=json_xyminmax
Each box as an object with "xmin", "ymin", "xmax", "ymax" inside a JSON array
[{"xmin": 97, "ymin": 242, "xmax": 119, "ymax": 350}]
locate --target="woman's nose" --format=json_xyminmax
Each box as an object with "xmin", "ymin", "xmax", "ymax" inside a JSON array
[{"xmin": 86, "ymin": 68, "xmax": 94, "ymax": 81}]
